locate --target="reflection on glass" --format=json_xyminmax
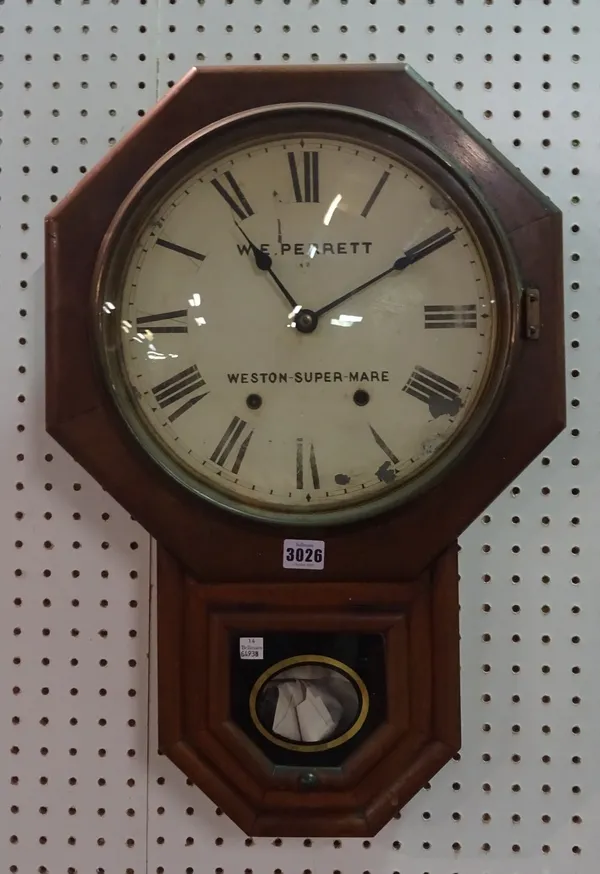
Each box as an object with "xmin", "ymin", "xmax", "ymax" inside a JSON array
[
  {"xmin": 255, "ymin": 663, "xmax": 360, "ymax": 744},
  {"xmin": 287, "ymin": 304, "xmax": 302, "ymax": 329},
  {"xmin": 330, "ymin": 314, "xmax": 363, "ymax": 328},
  {"xmin": 122, "ymin": 325, "xmax": 180, "ymax": 360},
  {"xmin": 323, "ymin": 193, "xmax": 342, "ymax": 226}
]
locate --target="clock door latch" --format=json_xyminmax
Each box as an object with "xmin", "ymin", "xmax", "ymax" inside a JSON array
[{"xmin": 523, "ymin": 287, "xmax": 540, "ymax": 340}]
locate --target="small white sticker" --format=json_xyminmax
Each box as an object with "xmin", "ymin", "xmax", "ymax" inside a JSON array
[
  {"xmin": 283, "ymin": 539, "xmax": 325, "ymax": 570},
  {"xmin": 240, "ymin": 637, "xmax": 263, "ymax": 660}
]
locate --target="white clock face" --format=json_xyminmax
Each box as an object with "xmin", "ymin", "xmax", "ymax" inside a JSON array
[{"xmin": 99, "ymin": 117, "xmax": 504, "ymax": 522}]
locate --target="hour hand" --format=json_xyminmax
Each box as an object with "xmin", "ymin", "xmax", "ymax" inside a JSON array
[
  {"xmin": 236, "ymin": 222, "xmax": 272, "ymax": 271},
  {"xmin": 235, "ymin": 222, "xmax": 298, "ymax": 310}
]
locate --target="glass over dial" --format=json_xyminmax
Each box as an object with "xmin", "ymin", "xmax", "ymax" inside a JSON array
[{"xmin": 96, "ymin": 111, "xmax": 511, "ymax": 524}]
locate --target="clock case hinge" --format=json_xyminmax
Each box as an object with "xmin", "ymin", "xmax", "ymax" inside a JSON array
[{"xmin": 522, "ymin": 287, "xmax": 540, "ymax": 340}]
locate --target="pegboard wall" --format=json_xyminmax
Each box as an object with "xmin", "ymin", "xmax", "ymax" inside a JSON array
[{"xmin": 0, "ymin": 0, "xmax": 592, "ymax": 872}]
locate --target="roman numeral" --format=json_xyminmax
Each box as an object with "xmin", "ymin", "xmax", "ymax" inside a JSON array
[
  {"xmin": 296, "ymin": 438, "xmax": 320, "ymax": 489},
  {"xmin": 369, "ymin": 425, "xmax": 399, "ymax": 465},
  {"xmin": 151, "ymin": 365, "xmax": 208, "ymax": 422},
  {"xmin": 136, "ymin": 310, "xmax": 188, "ymax": 334},
  {"xmin": 424, "ymin": 304, "xmax": 477, "ymax": 329},
  {"xmin": 156, "ymin": 239, "xmax": 206, "ymax": 261},
  {"xmin": 361, "ymin": 170, "xmax": 390, "ymax": 218},
  {"xmin": 287, "ymin": 151, "xmax": 320, "ymax": 203},
  {"xmin": 210, "ymin": 416, "xmax": 254, "ymax": 474},
  {"xmin": 403, "ymin": 365, "xmax": 462, "ymax": 418},
  {"xmin": 211, "ymin": 171, "xmax": 254, "ymax": 221}
]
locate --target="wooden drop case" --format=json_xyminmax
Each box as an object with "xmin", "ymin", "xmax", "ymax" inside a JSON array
[
  {"xmin": 45, "ymin": 65, "xmax": 564, "ymax": 836},
  {"xmin": 157, "ymin": 548, "xmax": 459, "ymax": 836}
]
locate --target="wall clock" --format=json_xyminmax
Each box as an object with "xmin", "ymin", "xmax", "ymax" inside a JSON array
[{"xmin": 46, "ymin": 65, "xmax": 565, "ymax": 836}]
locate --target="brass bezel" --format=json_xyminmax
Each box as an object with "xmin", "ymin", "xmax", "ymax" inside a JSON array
[{"xmin": 248, "ymin": 654, "xmax": 370, "ymax": 753}]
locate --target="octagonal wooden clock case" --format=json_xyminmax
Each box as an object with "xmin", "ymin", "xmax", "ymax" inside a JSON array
[{"xmin": 45, "ymin": 65, "xmax": 564, "ymax": 837}]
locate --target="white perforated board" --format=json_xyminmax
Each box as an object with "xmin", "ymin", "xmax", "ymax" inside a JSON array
[{"xmin": 0, "ymin": 1, "xmax": 593, "ymax": 872}]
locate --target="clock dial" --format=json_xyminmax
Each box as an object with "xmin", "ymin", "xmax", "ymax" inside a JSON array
[{"xmin": 97, "ymin": 112, "xmax": 513, "ymax": 523}]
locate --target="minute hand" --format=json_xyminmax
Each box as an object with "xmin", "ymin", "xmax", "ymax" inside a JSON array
[{"xmin": 313, "ymin": 226, "xmax": 461, "ymax": 318}]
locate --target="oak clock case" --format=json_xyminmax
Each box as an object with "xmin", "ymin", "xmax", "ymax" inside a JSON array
[
  {"xmin": 94, "ymin": 107, "xmax": 517, "ymax": 527},
  {"xmin": 45, "ymin": 65, "xmax": 565, "ymax": 838}
]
